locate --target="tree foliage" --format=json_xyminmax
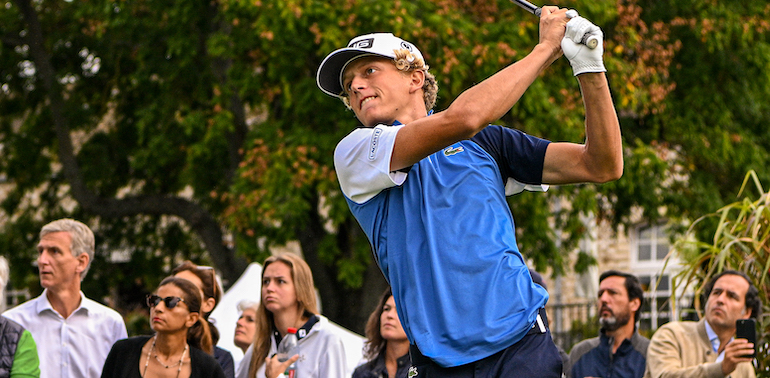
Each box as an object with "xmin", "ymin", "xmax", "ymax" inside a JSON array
[{"xmin": 1, "ymin": 0, "xmax": 770, "ymax": 333}]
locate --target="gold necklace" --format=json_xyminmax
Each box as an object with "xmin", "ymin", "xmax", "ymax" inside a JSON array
[{"xmin": 142, "ymin": 335, "xmax": 188, "ymax": 378}]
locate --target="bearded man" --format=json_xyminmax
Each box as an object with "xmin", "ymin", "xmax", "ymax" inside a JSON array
[{"xmin": 567, "ymin": 270, "xmax": 649, "ymax": 378}]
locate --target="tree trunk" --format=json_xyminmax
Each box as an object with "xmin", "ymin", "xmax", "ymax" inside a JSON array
[
  {"xmin": 295, "ymin": 195, "xmax": 388, "ymax": 334},
  {"xmin": 14, "ymin": 0, "xmax": 248, "ymax": 284}
]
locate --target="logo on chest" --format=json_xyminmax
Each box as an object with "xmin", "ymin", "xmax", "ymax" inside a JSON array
[{"xmin": 443, "ymin": 145, "xmax": 465, "ymax": 156}]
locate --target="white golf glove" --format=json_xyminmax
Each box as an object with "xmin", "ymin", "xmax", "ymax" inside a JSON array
[{"xmin": 561, "ymin": 16, "xmax": 606, "ymax": 76}]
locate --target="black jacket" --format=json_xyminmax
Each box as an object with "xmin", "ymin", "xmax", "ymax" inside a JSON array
[
  {"xmin": 352, "ymin": 352, "xmax": 411, "ymax": 378},
  {"xmin": 101, "ymin": 336, "xmax": 226, "ymax": 378},
  {"xmin": 568, "ymin": 330, "xmax": 649, "ymax": 378}
]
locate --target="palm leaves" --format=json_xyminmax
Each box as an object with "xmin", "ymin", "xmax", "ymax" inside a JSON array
[{"xmin": 670, "ymin": 170, "xmax": 770, "ymax": 375}]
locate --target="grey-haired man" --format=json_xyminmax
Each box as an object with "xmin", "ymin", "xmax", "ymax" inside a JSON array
[{"xmin": 4, "ymin": 219, "xmax": 127, "ymax": 378}]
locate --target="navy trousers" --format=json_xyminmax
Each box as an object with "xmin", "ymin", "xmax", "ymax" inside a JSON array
[{"xmin": 409, "ymin": 325, "xmax": 563, "ymax": 377}]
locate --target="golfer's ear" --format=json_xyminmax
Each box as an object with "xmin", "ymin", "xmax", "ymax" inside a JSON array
[{"xmin": 409, "ymin": 69, "xmax": 425, "ymax": 93}]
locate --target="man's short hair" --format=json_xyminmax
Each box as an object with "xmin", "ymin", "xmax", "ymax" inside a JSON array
[
  {"xmin": 599, "ymin": 270, "xmax": 645, "ymax": 322},
  {"xmin": 702, "ymin": 269, "xmax": 761, "ymax": 319},
  {"xmin": 40, "ymin": 219, "xmax": 95, "ymax": 280}
]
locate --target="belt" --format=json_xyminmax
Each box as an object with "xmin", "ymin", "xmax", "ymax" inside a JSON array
[
  {"xmin": 527, "ymin": 307, "xmax": 549, "ymax": 335},
  {"xmin": 409, "ymin": 308, "xmax": 549, "ymax": 365}
]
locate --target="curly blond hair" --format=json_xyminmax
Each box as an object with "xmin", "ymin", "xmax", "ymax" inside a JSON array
[{"xmin": 342, "ymin": 49, "xmax": 438, "ymax": 112}]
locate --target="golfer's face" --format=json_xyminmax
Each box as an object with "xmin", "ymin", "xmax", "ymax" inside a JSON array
[{"xmin": 342, "ymin": 56, "xmax": 412, "ymax": 127}]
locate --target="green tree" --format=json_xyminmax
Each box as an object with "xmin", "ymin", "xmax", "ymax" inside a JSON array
[{"xmin": 1, "ymin": 0, "xmax": 250, "ymax": 309}]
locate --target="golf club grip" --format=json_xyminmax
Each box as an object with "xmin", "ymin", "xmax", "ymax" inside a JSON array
[
  {"xmin": 514, "ymin": 2, "xmax": 598, "ymax": 49},
  {"xmin": 584, "ymin": 36, "xmax": 599, "ymax": 49}
]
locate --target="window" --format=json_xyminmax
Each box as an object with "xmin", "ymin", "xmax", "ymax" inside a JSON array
[
  {"xmin": 631, "ymin": 224, "xmax": 692, "ymax": 331},
  {"xmin": 638, "ymin": 273, "xmax": 672, "ymax": 331},
  {"xmin": 635, "ymin": 225, "xmax": 670, "ymax": 263}
]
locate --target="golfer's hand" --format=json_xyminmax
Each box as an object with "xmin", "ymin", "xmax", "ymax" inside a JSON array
[
  {"xmin": 538, "ymin": 6, "xmax": 569, "ymax": 60},
  {"xmin": 265, "ymin": 354, "xmax": 299, "ymax": 378},
  {"xmin": 720, "ymin": 338, "xmax": 754, "ymax": 376},
  {"xmin": 561, "ymin": 16, "xmax": 606, "ymax": 75}
]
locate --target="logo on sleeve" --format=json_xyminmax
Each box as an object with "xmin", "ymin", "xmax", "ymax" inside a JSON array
[
  {"xmin": 443, "ymin": 145, "xmax": 464, "ymax": 156},
  {"xmin": 368, "ymin": 128, "xmax": 383, "ymax": 161}
]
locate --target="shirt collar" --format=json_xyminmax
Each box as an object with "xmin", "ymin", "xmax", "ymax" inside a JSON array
[
  {"xmin": 371, "ymin": 349, "xmax": 410, "ymax": 373},
  {"xmin": 392, "ymin": 109, "xmax": 434, "ymax": 126},
  {"xmin": 35, "ymin": 289, "xmax": 88, "ymax": 317},
  {"xmin": 704, "ymin": 320, "xmax": 721, "ymax": 353},
  {"xmin": 273, "ymin": 314, "xmax": 320, "ymax": 345}
]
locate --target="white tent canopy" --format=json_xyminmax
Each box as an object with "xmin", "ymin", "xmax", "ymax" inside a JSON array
[{"xmin": 209, "ymin": 262, "xmax": 365, "ymax": 375}]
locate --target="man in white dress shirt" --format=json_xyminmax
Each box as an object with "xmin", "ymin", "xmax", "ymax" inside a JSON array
[{"xmin": 3, "ymin": 218, "xmax": 127, "ymax": 378}]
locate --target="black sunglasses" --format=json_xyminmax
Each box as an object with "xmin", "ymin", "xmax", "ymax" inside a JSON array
[{"xmin": 146, "ymin": 294, "xmax": 186, "ymax": 309}]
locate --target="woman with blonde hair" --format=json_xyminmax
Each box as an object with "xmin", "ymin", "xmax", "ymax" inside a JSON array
[
  {"xmin": 236, "ymin": 253, "xmax": 347, "ymax": 378},
  {"xmin": 101, "ymin": 276, "xmax": 225, "ymax": 377}
]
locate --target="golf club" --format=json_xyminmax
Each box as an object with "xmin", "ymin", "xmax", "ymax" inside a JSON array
[{"xmin": 510, "ymin": 0, "xmax": 599, "ymax": 49}]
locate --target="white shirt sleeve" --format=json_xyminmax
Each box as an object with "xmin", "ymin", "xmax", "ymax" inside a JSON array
[
  {"xmin": 504, "ymin": 178, "xmax": 548, "ymax": 196},
  {"xmin": 334, "ymin": 125, "xmax": 407, "ymax": 204},
  {"xmin": 317, "ymin": 334, "xmax": 348, "ymax": 378}
]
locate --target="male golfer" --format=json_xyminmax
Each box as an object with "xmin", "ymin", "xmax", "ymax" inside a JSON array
[{"xmin": 317, "ymin": 6, "xmax": 622, "ymax": 377}]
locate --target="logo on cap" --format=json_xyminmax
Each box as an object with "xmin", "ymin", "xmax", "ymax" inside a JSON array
[
  {"xmin": 400, "ymin": 41, "xmax": 413, "ymax": 52},
  {"xmin": 349, "ymin": 38, "xmax": 374, "ymax": 49}
]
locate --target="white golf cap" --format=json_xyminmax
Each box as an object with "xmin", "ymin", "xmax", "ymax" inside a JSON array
[{"xmin": 316, "ymin": 33, "xmax": 425, "ymax": 98}]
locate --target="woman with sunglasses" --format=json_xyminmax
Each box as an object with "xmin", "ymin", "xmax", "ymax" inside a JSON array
[
  {"xmin": 101, "ymin": 277, "xmax": 226, "ymax": 378},
  {"xmin": 352, "ymin": 287, "xmax": 410, "ymax": 378},
  {"xmin": 172, "ymin": 261, "xmax": 235, "ymax": 378},
  {"xmin": 237, "ymin": 253, "xmax": 347, "ymax": 378}
]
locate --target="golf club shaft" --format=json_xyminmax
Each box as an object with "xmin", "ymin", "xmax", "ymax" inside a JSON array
[
  {"xmin": 510, "ymin": 0, "xmax": 541, "ymax": 17},
  {"xmin": 510, "ymin": 0, "xmax": 598, "ymax": 49}
]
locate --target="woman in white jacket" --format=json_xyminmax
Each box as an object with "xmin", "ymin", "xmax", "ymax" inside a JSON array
[{"xmin": 239, "ymin": 253, "xmax": 347, "ymax": 378}]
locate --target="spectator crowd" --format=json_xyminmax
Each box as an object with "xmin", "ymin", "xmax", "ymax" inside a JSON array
[{"xmin": 0, "ymin": 218, "xmax": 761, "ymax": 378}]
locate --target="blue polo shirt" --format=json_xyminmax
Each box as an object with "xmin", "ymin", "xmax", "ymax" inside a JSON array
[{"xmin": 334, "ymin": 123, "xmax": 550, "ymax": 367}]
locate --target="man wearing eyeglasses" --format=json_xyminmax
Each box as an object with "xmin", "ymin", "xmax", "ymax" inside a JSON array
[{"xmin": 3, "ymin": 218, "xmax": 128, "ymax": 378}]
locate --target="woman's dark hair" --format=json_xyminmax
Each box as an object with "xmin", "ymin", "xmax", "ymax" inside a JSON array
[
  {"xmin": 157, "ymin": 276, "xmax": 213, "ymax": 353},
  {"xmin": 702, "ymin": 270, "xmax": 762, "ymax": 319},
  {"xmin": 362, "ymin": 287, "xmax": 394, "ymax": 361},
  {"xmin": 171, "ymin": 261, "xmax": 222, "ymax": 346}
]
